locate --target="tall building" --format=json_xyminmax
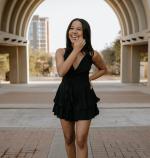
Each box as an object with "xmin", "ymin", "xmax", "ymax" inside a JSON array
[{"xmin": 28, "ymin": 15, "xmax": 50, "ymax": 53}]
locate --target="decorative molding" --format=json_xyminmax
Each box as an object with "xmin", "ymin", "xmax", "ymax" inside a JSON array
[{"xmin": 0, "ymin": 31, "xmax": 27, "ymax": 46}]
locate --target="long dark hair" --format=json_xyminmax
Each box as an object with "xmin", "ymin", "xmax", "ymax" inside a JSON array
[{"xmin": 66, "ymin": 18, "xmax": 94, "ymax": 56}]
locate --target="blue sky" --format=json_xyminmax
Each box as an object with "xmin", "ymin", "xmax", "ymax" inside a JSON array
[{"xmin": 31, "ymin": 0, "xmax": 120, "ymax": 53}]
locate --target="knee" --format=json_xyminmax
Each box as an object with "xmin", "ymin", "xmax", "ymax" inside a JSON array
[
  {"xmin": 64, "ymin": 135, "xmax": 75, "ymax": 145},
  {"xmin": 76, "ymin": 137, "xmax": 87, "ymax": 149}
]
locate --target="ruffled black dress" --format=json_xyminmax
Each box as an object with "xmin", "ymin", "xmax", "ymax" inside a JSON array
[{"xmin": 52, "ymin": 50, "xmax": 100, "ymax": 121}]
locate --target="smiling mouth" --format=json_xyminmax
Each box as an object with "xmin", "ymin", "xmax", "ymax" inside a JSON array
[{"xmin": 71, "ymin": 36, "xmax": 78, "ymax": 40}]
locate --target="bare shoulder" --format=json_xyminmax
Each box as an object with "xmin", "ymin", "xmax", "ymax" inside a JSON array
[
  {"xmin": 92, "ymin": 50, "xmax": 103, "ymax": 62},
  {"xmin": 55, "ymin": 48, "xmax": 65, "ymax": 57},
  {"xmin": 91, "ymin": 50, "xmax": 107, "ymax": 70}
]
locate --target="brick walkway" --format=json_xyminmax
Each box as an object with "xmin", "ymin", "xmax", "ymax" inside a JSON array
[
  {"xmin": 0, "ymin": 127, "xmax": 150, "ymax": 158},
  {"xmin": 0, "ymin": 83, "xmax": 150, "ymax": 157},
  {"xmin": 89, "ymin": 127, "xmax": 150, "ymax": 158},
  {"xmin": 0, "ymin": 128, "xmax": 55, "ymax": 158},
  {"xmin": 0, "ymin": 91, "xmax": 150, "ymax": 107}
]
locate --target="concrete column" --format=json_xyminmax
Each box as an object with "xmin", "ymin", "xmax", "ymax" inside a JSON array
[
  {"xmin": 148, "ymin": 38, "xmax": 150, "ymax": 86},
  {"xmin": 130, "ymin": 46, "xmax": 140, "ymax": 83},
  {"xmin": 121, "ymin": 45, "xmax": 131, "ymax": 83},
  {"xmin": 121, "ymin": 45, "xmax": 140, "ymax": 83},
  {"xmin": 18, "ymin": 46, "xmax": 29, "ymax": 83},
  {"xmin": 9, "ymin": 47, "xmax": 20, "ymax": 83},
  {"xmin": 9, "ymin": 46, "xmax": 28, "ymax": 84}
]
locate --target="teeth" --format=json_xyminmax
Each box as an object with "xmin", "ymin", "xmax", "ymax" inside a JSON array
[
  {"xmin": 72, "ymin": 35, "xmax": 77, "ymax": 37},
  {"xmin": 72, "ymin": 36, "xmax": 78, "ymax": 40},
  {"xmin": 70, "ymin": 35, "xmax": 78, "ymax": 40}
]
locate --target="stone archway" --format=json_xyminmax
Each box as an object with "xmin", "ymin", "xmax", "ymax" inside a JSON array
[
  {"xmin": 0, "ymin": 0, "xmax": 150, "ymax": 84},
  {"xmin": 105, "ymin": 0, "xmax": 150, "ymax": 83},
  {"xmin": 0, "ymin": 0, "xmax": 44, "ymax": 83}
]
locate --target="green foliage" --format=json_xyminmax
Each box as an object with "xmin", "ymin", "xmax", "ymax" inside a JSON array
[
  {"xmin": 101, "ymin": 48, "xmax": 115, "ymax": 65},
  {"xmin": 101, "ymin": 38, "xmax": 121, "ymax": 75},
  {"xmin": 112, "ymin": 39, "xmax": 121, "ymax": 63},
  {"xmin": 101, "ymin": 38, "xmax": 148, "ymax": 75},
  {"xmin": 0, "ymin": 54, "xmax": 9, "ymax": 79},
  {"xmin": 29, "ymin": 49, "xmax": 53, "ymax": 77},
  {"xmin": 140, "ymin": 52, "xmax": 148, "ymax": 62}
]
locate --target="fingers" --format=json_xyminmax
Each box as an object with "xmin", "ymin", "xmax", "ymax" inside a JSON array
[
  {"xmin": 73, "ymin": 38, "xmax": 86, "ymax": 52},
  {"xmin": 74, "ymin": 39, "xmax": 85, "ymax": 46},
  {"xmin": 79, "ymin": 39, "xmax": 86, "ymax": 49},
  {"xmin": 82, "ymin": 39, "xmax": 86, "ymax": 46},
  {"xmin": 77, "ymin": 38, "xmax": 86, "ymax": 45}
]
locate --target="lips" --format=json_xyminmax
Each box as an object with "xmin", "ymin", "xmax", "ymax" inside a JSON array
[{"xmin": 70, "ymin": 35, "xmax": 78, "ymax": 40}]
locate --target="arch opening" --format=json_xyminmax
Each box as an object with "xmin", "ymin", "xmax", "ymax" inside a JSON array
[{"xmin": 0, "ymin": 0, "xmax": 149, "ymax": 85}]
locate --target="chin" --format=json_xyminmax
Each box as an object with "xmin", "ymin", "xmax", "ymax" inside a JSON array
[{"xmin": 70, "ymin": 40, "xmax": 75, "ymax": 44}]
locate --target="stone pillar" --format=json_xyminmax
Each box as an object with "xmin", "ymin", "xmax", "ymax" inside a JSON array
[
  {"xmin": 9, "ymin": 46, "xmax": 28, "ymax": 84},
  {"xmin": 18, "ymin": 46, "xmax": 29, "ymax": 83},
  {"xmin": 121, "ymin": 45, "xmax": 131, "ymax": 83},
  {"xmin": 130, "ymin": 46, "xmax": 140, "ymax": 83},
  {"xmin": 0, "ymin": 45, "xmax": 28, "ymax": 84},
  {"xmin": 9, "ymin": 47, "xmax": 20, "ymax": 83},
  {"xmin": 121, "ymin": 45, "xmax": 140, "ymax": 83},
  {"xmin": 148, "ymin": 38, "xmax": 150, "ymax": 86}
]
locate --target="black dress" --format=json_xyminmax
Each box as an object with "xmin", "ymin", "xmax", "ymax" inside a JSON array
[{"xmin": 52, "ymin": 50, "xmax": 100, "ymax": 121}]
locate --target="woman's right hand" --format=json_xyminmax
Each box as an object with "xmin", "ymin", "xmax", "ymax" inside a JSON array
[{"xmin": 73, "ymin": 38, "xmax": 86, "ymax": 53}]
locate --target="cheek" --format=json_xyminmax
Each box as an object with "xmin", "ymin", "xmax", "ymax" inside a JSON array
[
  {"xmin": 80, "ymin": 31, "xmax": 83, "ymax": 36},
  {"xmin": 68, "ymin": 32, "xmax": 71, "ymax": 38}
]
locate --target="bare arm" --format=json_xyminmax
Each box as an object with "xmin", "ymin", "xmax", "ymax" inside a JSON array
[
  {"xmin": 89, "ymin": 51, "xmax": 107, "ymax": 81},
  {"xmin": 55, "ymin": 39, "xmax": 86, "ymax": 77},
  {"xmin": 55, "ymin": 48, "xmax": 79, "ymax": 77}
]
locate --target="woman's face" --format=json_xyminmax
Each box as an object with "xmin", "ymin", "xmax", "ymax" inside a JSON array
[{"xmin": 68, "ymin": 20, "xmax": 83, "ymax": 44}]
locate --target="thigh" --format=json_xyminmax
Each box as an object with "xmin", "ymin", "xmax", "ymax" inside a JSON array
[
  {"xmin": 76, "ymin": 120, "xmax": 91, "ymax": 140},
  {"xmin": 60, "ymin": 119, "xmax": 75, "ymax": 137}
]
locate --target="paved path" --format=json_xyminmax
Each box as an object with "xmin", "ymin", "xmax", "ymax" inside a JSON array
[
  {"xmin": 0, "ymin": 127, "xmax": 150, "ymax": 158},
  {"xmin": 0, "ymin": 108, "xmax": 150, "ymax": 128},
  {"xmin": 0, "ymin": 82, "xmax": 150, "ymax": 157}
]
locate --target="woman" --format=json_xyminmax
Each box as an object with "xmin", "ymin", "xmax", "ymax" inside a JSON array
[{"xmin": 52, "ymin": 18, "xmax": 107, "ymax": 158}]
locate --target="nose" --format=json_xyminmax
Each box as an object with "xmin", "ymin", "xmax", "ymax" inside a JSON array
[{"xmin": 72, "ymin": 29, "xmax": 77, "ymax": 34}]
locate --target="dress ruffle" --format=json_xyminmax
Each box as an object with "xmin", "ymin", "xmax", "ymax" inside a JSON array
[
  {"xmin": 52, "ymin": 50, "xmax": 100, "ymax": 121},
  {"xmin": 53, "ymin": 82, "xmax": 100, "ymax": 121}
]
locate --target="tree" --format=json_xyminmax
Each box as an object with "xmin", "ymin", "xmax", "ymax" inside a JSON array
[
  {"xmin": 101, "ymin": 38, "xmax": 121, "ymax": 75},
  {"xmin": 29, "ymin": 49, "xmax": 53, "ymax": 77},
  {"xmin": 112, "ymin": 39, "xmax": 121, "ymax": 64},
  {"xmin": 101, "ymin": 47, "xmax": 115, "ymax": 65},
  {"xmin": 0, "ymin": 54, "xmax": 9, "ymax": 80}
]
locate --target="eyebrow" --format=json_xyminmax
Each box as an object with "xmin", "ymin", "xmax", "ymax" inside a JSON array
[{"xmin": 70, "ymin": 26, "xmax": 82, "ymax": 29}]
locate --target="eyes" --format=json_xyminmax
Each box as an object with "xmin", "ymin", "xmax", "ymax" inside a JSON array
[{"xmin": 69, "ymin": 27, "xmax": 82, "ymax": 31}]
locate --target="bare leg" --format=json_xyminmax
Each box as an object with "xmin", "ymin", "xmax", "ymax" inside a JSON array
[
  {"xmin": 60, "ymin": 119, "xmax": 76, "ymax": 158},
  {"xmin": 76, "ymin": 120, "xmax": 91, "ymax": 158}
]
